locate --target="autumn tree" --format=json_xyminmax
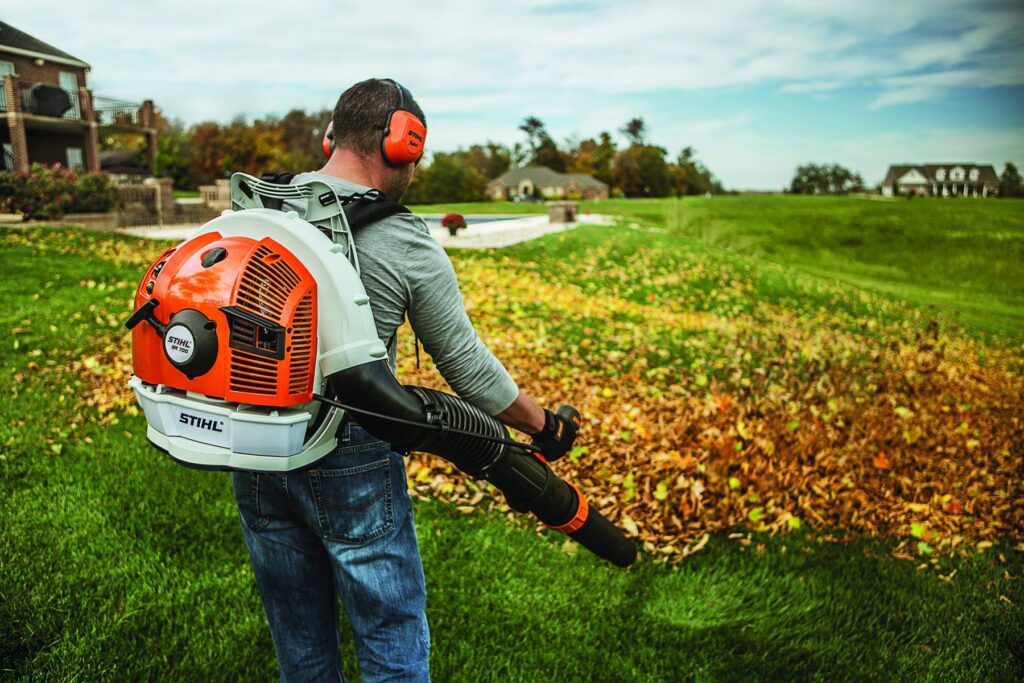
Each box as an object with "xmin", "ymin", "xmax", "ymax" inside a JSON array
[{"xmin": 614, "ymin": 144, "xmax": 672, "ymax": 197}]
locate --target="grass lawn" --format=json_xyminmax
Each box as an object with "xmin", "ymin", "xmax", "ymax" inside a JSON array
[
  {"xmin": 407, "ymin": 200, "xmax": 546, "ymax": 215},
  {"xmin": 1, "ymin": 195, "xmax": 1021, "ymax": 681},
  {"xmin": 577, "ymin": 195, "xmax": 1024, "ymax": 337}
]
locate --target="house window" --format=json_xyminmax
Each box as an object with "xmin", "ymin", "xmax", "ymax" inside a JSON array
[
  {"xmin": 59, "ymin": 71, "xmax": 81, "ymax": 119},
  {"xmin": 67, "ymin": 147, "xmax": 84, "ymax": 170},
  {"xmin": 2, "ymin": 143, "xmax": 13, "ymax": 171},
  {"xmin": 969, "ymin": 168, "xmax": 979, "ymax": 181},
  {"xmin": 0, "ymin": 61, "xmax": 13, "ymax": 110},
  {"xmin": 935, "ymin": 168, "xmax": 946, "ymax": 181},
  {"xmin": 950, "ymin": 166, "xmax": 965, "ymax": 181}
]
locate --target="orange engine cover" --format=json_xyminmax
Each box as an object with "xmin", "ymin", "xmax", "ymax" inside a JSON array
[{"xmin": 132, "ymin": 232, "xmax": 318, "ymax": 407}]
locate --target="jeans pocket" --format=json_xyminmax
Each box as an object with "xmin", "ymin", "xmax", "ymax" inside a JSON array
[
  {"xmin": 309, "ymin": 458, "xmax": 394, "ymax": 544},
  {"xmin": 232, "ymin": 471, "xmax": 269, "ymax": 532}
]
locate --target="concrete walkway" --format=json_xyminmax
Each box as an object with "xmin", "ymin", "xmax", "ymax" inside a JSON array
[{"xmin": 120, "ymin": 212, "xmax": 615, "ymax": 248}]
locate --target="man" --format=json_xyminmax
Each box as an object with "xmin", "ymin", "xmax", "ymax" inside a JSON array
[{"xmin": 231, "ymin": 78, "xmax": 572, "ymax": 682}]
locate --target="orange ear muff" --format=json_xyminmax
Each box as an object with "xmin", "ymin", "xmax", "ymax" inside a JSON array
[
  {"xmin": 322, "ymin": 120, "xmax": 334, "ymax": 158},
  {"xmin": 382, "ymin": 110, "xmax": 426, "ymax": 166}
]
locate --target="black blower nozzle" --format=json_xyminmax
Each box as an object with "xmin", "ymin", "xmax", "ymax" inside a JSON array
[{"xmin": 328, "ymin": 361, "xmax": 637, "ymax": 568}]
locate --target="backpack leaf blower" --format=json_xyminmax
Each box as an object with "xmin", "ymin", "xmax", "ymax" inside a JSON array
[{"xmin": 125, "ymin": 174, "xmax": 636, "ymax": 568}]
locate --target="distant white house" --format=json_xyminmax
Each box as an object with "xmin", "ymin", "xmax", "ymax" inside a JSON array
[{"xmin": 881, "ymin": 164, "xmax": 999, "ymax": 197}]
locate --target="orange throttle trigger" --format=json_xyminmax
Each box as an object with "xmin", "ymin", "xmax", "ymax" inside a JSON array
[{"xmin": 530, "ymin": 405, "xmax": 581, "ymax": 462}]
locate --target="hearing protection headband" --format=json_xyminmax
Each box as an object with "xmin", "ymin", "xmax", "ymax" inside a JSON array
[{"xmin": 322, "ymin": 80, "xmax": 427, "ymax": 166}]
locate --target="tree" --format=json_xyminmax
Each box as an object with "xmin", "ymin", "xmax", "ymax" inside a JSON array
[
  {"xmin": 999, "ymin": 162, "xmax": 1023, "ymax": 198},
  {"xmin": 155, "ymin": 115, "xmax": 199, "ymax": 189},
  {"xmin": 592, "ymin": 132, "xmax": 617, "ymax": 188},
  {"xmin": 532, "ymin": 137, "xmax": 567, "ymax": 172},
  {"xmin": 519, "ymin": 116, "xmax": 547, "ymax": 154},
  {"xmin": 276, "ymin": 108, "xmax": 332, "ymax": 172},
  {"xmin": 620, "ymin": 117, "xmax": 646, "ymax": 146},
  {"xmin": 614, "ymin": 144, "xmax": 672, "ymax": 197},
  {"xmin": 672, "ymin": 147, "xmax": 723, "ymax": 196},
  {"xmin": 462, "ymin": 143, "xmax": 511, "ymax": 181},
  {"xmin": 403, "ymin": 152, "xmax": 486, "ymax": 204},
  {"xmin": 517, "ymin": 116, "xmax": 566, "ymax": 171},
  {"xmin": 790, "ymin": 163, "xmax": 861, "ymax": 195}
]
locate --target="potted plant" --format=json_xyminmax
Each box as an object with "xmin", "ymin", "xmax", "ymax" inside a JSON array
[{"xmin": 441, "ymin": 213, "xmax": 467, "ymax": 236}]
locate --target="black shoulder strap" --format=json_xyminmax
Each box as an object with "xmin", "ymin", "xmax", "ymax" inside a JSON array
[{"xmin": 342, "ymin": 199, "xmax": 411, "ymax": 231}]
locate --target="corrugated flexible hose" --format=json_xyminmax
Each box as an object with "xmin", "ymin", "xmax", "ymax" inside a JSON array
[{"xmin": 325, "ymin": 361, "xmax": 637, "ymax": 567}]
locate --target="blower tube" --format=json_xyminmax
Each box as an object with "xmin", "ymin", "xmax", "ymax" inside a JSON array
[{"xmin": 328, "ymin": 361, "xmax": 637, "ymax": 568}]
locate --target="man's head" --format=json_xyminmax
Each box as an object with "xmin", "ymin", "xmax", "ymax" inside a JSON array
[{"xmin": 329, "ymin": 78, "xmax": 427, "ymax": 200}]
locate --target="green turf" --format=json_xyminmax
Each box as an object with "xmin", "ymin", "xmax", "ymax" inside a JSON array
[
  {"xmin": 577, "ymin": 195, "xmax": 1024, "ymax": 337},
  {"xmin": 1, "ymin": 211, "xmax": 1022, "ymax": 681},
  {"xmin": 415, "ymin": 195, "xmax": 1024, "ymax": 337},
  {"xmin": 407, "ymin": 200, "xmax": 547, "ymax": 215}
]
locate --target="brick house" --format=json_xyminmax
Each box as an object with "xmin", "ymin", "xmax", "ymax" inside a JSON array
[
  {"xmin": 881, "ymin": 164, "xmax": 1000, "ymax": 198},
  {"xmin": 486, "ymin": 166, "xmax": 609, "ymax": 201},
  {"xmin": 0, "ymin": 21, "xmax": 156, "ymax": 174}
]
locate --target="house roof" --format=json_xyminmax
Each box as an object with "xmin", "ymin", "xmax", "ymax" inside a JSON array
[
  {"xmin": 565, "ymin": 173, "xmax": 607, "ymax": 189},
  {"xmin": 883, "ymin": 163, "xmax": 999, "ymax": 186},
  {"xmin": 0, "ymin": 21, "xmax": 90, "ymax": 69},
  {"xmin": 488, "ymin": 165, "xmax": 608, "ymax": 190}
]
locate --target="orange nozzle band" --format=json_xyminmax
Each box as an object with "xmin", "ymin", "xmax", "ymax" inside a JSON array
[{"xmin": 546, "ymin": 483, "xmax": 589, "ymax": 534}]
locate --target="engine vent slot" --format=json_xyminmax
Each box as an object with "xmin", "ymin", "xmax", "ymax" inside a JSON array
[
  {"xmin": 288, "ymin": 291, "xmax": 315, "ymax": 395},
  {"xmin": 235, "ymin": 244, "xmax": 301, "ymax": 321}
]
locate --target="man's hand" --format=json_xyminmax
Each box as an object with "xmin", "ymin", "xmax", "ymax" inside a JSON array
[{"xmin": 530, "ymin": 406, "xmax": 581, "ymax": 462}]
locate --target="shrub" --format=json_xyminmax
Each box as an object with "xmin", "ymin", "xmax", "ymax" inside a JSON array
[
  {"xmin": 0, "ymin": 163, "xmax": 118, "ymax": 220},
  {"xmin": 441, "ymin": 213, "xmax": 467, "ymax": 236}
]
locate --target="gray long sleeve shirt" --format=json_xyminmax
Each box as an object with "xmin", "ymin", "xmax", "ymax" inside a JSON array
[{"xmin": 290, "ymin": 172, "xmax": 520, "ymax": 416}]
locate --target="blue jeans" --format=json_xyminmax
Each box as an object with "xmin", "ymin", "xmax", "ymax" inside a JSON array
[{"xmin": 232, "ymin": 423, "xmax": 430, "ymax": 682}]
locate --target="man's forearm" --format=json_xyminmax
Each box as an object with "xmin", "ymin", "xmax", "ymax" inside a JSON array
[{"xmin": 494, "ymin": 389, "xmax": 546, "ymax": 435}]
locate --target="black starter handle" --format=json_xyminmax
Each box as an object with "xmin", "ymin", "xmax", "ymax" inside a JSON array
[{"xmin": 125, "ymin": 298, "xmax": 166, "ymax": 337}]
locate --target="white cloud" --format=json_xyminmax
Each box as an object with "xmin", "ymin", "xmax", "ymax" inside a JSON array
[
  {"xmin": 871, "ymin": 66, "xmax": 1024, "ymax": 108},
  {"xmin": 6, "ymin": 0, "xmax": 1021, "ymax": 115},
  {"xmin": 3, "ymin": 0, "xmax": 1022, "ymax": 188}
]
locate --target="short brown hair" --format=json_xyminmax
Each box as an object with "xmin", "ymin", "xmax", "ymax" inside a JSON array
[{"xmin": 331, "ymin": 79, "xmax": 426, "ymax": 158}]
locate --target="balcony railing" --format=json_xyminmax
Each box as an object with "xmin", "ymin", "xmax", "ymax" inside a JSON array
[
  {"xmin": 1, "ymin": 146, "xmax": 13, "ymax": 171},
  {"xmin": 9, "ymin": 83, "xmax": 145, "ymax": 127},
  {"xmin": 93, "ymin": 95, "xmax": 143, "ymax": 127},
  {"xmin": 20, "ymin": 84, "xmax": 81, "ymax": 120},
  {"xmin": 0, "ymin": 87, "xmax": 6, "ymax": 112}
]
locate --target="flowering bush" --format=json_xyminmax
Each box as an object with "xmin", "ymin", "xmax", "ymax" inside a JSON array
[
  {"xmin": 0, "ymin": 163, "xmax": 118, "ymax": 220},
  {"xmin": 441, "ymin": 212, "xmax": 467, "ymax": 236}
]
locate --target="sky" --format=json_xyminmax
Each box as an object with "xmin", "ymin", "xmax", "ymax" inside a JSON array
[{"xmin": 5, "ymin": 0, "xmax": 1024, "ymax": 189}]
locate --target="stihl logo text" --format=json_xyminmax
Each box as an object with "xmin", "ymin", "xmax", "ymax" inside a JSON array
[{"xmin": 179, "ymin": 413, "xmax": 224, "ymax": 432}]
